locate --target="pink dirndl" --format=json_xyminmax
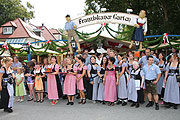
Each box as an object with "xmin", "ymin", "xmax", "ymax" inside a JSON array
[
  {"xmin": 76, "ymin": 65, "xmax": 87, "ymax": 91},
  {"xmin": 104, "ymin": 66, "xmax": 117, "ymax": 102},
  {"xmin": 63, "ymin": 66, "xmax": 77, "ymax": 95},
  {"xmin": 47, "ymin": 64, "xmax": 59, "ymax": 100}
]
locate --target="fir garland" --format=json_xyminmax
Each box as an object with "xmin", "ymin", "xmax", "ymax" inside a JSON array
[
  {"xmin": 0, "ymin": 48, "xmax": 5, "ymax": 55},
  {"xmin": 106, "ymin": 24, "xmax": 134, "ymax": 34},
  {"xmin": 105, "ymin": 26, "xmax": 130, "ymax": 41},
  {"xmin": 75, "ymin": 26, "xmax": 103, "ymax": 36},
  {"xmin": 76, "ymin": 29, "xmax": 102, "ymax": 42},
  {"xmin": 51, "ymin": 41, "xmax": 68, "ymax": 48}
]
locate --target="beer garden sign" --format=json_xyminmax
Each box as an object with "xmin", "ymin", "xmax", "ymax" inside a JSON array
[{"xmin": 72, "ymin": 12, "xmax": 147, "ymax": 28}]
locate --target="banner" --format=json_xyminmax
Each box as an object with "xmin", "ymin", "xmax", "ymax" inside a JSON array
[{"xmin": 72, "ymin": 12, "xmax": 147, "ymax": 28}]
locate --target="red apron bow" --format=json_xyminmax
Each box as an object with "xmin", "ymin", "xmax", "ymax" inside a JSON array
[
  {"xmin": 47, "ymin": 40, "xmax": 51, "ymax": 44},
  {"xmin": 103, "ymin": 23, "xmax": 106, "ymax": 31},
  {"xmin": 163, "ymin": 33, "xmax": 169, "ymax": 44}
]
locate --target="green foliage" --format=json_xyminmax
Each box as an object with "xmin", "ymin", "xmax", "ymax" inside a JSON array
[
  {"xmin": 0, "ymin": 0, "xmax": 34, "ymax": 25},
  {"xmin": 85, "ymin": 0, "xmax": 180, "ymax": 35}
]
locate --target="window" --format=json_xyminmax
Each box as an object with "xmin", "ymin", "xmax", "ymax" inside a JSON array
[{"xmin": 3, "ymin": 27, "xmax": 13, "ymax": 35}]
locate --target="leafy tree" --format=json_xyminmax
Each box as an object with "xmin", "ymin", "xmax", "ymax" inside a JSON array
[
  {"xmin": 0, "ymin": 0, "xmax": 34, "ymax": 25},
  {"xmin": 85, "ymin": 0, "xmax": 180, "ymax": 35}
]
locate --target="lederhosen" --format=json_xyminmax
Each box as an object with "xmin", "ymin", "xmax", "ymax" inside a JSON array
[
  {"xmin": 130, "ymin": 68, "xmax": 144, "ymax": 103},
  {"xmin": 52, "ymin": 64, "xmax": 63, "ymax": 99},
  {"xmin": 0, "ymin": 67, "xmax": 13, "ymax": 110}
]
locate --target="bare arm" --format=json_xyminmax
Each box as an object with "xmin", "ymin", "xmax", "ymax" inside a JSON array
[
  {"xmin": 153, "ymin": 73, "xmax": 161, "ymax": 84},
  {"xmin": 126, "ymin": 67, "xmax": 130, "ymax": 75},
  {"xmin": 119, "ymin": 67, "xmax": 125, "ymax": 79},
  {"xmin": 78, "ymin": 69, "xmax": 86, "ymax": 80},
  {"xmin": 97, "ymin": 71, "xmax": 102, "ymax": 78},
  {"xmin": 17, "ymin": 77, "xmax": 24, "ymax": 85},
  {"xmin": 116, "ymin": 71, "xmax": 119, "ymax": 85},
  {"xmin": 103, "ymin": 71, "xmax": 107, "ymax": 85},
  {"xmin": 87, "ymin": 70, "xmax": 91, "ymax": 78},
  {"xmin": 141, "ymin": 76, "xmax": 145, "ymax": 88},
  {"xmin": 164, "ymin": 71, "xmax": 168, "ymax": 86}
]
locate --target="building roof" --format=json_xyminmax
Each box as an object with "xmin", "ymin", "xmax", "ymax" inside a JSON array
[
  {"xmin": 0, "ymin": 18, "xmax": 45, "ymax": 40},
  {"xmin": 37, "ymin": 26, "xmax": 57, "ymax": 40},
  {"xmin": 1, "ymin": 21, "xmax": 17, "ymax": 28},
  {"xmin": 49, "ymin": 29, "xmax": 62, "ymax": 35}
]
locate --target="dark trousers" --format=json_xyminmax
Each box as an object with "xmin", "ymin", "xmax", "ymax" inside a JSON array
[{"xmin": 0, "ymin": 87, "xmax": 9, "ymax": 110}]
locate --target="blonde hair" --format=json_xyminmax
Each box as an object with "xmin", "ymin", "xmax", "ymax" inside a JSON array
[
  {"xmin": 17, "ymin": 67, "xmax": 23, "ymax": 74},
  {"xmin": 1, "ymin": 57, "xmax": 13, "ymax": 66},
  {"xmin": 133, "ymin": 61, "xmax": 139, "ymax": 68}
]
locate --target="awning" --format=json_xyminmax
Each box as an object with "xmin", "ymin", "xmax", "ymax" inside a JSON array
[{"xmin": 6, "ymin": 38, "xmax": 26, "ymax": 44}]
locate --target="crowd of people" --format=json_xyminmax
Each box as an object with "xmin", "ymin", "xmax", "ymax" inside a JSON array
[{"xmin": 0, "ymin": 48, "xmax": 180, "ymax": 113}]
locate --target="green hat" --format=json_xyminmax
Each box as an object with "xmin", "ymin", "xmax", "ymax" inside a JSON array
[{"xmin": 24, "ymin": 60, "xmax": 28, "ymax": 63}]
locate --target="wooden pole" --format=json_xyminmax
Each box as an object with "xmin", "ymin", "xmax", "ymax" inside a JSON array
[
  {"xmin": 61, "ymin": 50, "xmax": 64, "ymax": 62},
  {"xmin": 37, "ymin": 55, "xmax": 40, "ymax": 63}
]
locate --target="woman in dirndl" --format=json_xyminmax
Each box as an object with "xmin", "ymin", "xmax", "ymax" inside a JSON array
[
  {"xmin": 97, "ymin": 56, "xmax": 108, "ymax": 104},
  {"xmin": 63, "ymin": 57, "xmax": 77, "ymax": 105},
  {"xmin": 87, "ymin": 56, "xmax": 101, "ymax": 103},
  {"xmin": 127, "ymin": 61, "xmax": 144, "ymax": 108},
  {"xmin": 129, "ymin": 10, "xmax": 147, "ymax": 50},
  {"xmin": 164, "ymin": 54, "xmax": 180, "ymax": 109},
  {"xmin": 34, "ymin": 63, "xmax": 45, "ymax": 103},
  {"xmin": 75, "ymin": 55, "xmax": 87, "ymax": 104},
  {"xmin": 116, "ymin": 54, "xmax": 128, "ymax": 106},
  {"xmin": 103, "ymin": 57, "xmax": 119, "ymax": 106},
  {"xmin": 47, "ymin": 56, "xmax": 63, "ymax": 105},
  {"xmin": 157, "ymin": 53, "xmax": 166, "ymax": 101}
]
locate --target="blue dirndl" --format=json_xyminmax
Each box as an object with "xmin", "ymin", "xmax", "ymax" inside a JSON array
[{"xmin": 131, "ymin": 26, "xmax": 144, "ymax": 42}]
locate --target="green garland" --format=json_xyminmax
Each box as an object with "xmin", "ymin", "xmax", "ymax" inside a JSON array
[
  {"xmin": 168, "ymin": 41, "xmax": 180, "ymax": 50},
  {"xmin": 8, "ymin": 44, "xmax": 26, "ymax": 55},
  {"xmin": 75, "ymin": 26, "xmax": 103, "ymax": 36},
  {"xmin": 144, "ymin": 36, "xmax": 163, "ymax": 44},
  {"xmin": 30, "ymin": 44, "xmax": 48, "ymax": 49},
  {"xmin": 0, "ymin": 48, "xmax": 5, "ymax": 55},
  {"xmin": 76, "ymin": 29, "xmax": 102, "ymax": 42},
  {"xmin": 106, "ymin": 24, "xmax": 134, "ymax": 34},
  {"xmin": 7, "ymin": 43, "xmax": 23, "ymax": 50},
  {"xmin": 51, "ymin": 41, "xmax": 68, "ymax": 48},
  {"xmin": 151, "ymin": 38, "xmax": 163, "ymax": 50},
  {"xmin": 50, "ymin": 43, "xmax": 69, "ymax": 54},
  {"xmin": 105, "ymin": 26, "xmax": 130, "ymax": 41}
]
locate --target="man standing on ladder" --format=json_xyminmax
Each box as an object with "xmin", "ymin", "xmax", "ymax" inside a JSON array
[{"xmin": 64, "ymin": 15, "xmax": 81, "ymax": 54}]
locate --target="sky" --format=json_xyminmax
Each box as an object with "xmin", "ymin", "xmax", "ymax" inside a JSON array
[
  {"xmin": 22, "ymin": 0, "xmax": 86, "ymax": 29},
  {"xmin": 21, "ymin": 0, "xmax": 118, "ymax": 37}
]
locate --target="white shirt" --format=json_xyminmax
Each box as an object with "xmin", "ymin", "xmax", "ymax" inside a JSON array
[
  {"xmin": 96, "ymin": 57, "xmax": 102, "ymax": 65},
  {"xmin": 134, "ymin": 17, "xmax": 147, "ymax": 33}
]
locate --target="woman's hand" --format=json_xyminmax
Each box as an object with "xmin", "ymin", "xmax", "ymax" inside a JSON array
[
  {"xmin": 76, "ymin": 77, "xmax": 80, "ymax": 82},
  {"xmin": 164, "ymin": 79, "xmax": 167, "ymax": 87},
  {"xmin": 103, "ymin": 78, "xmax": 105, "ymax": 85},
  {"xmin": 90, "ymin": 81, "xmax": 94, "ymax": 85},
  {"xmin": 116, "ymin": 81, "xmax": 119, "ymax": 86},
  {"xmin": 0, "ymin": 85, "xmax": 2, "ymax": 91}
]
